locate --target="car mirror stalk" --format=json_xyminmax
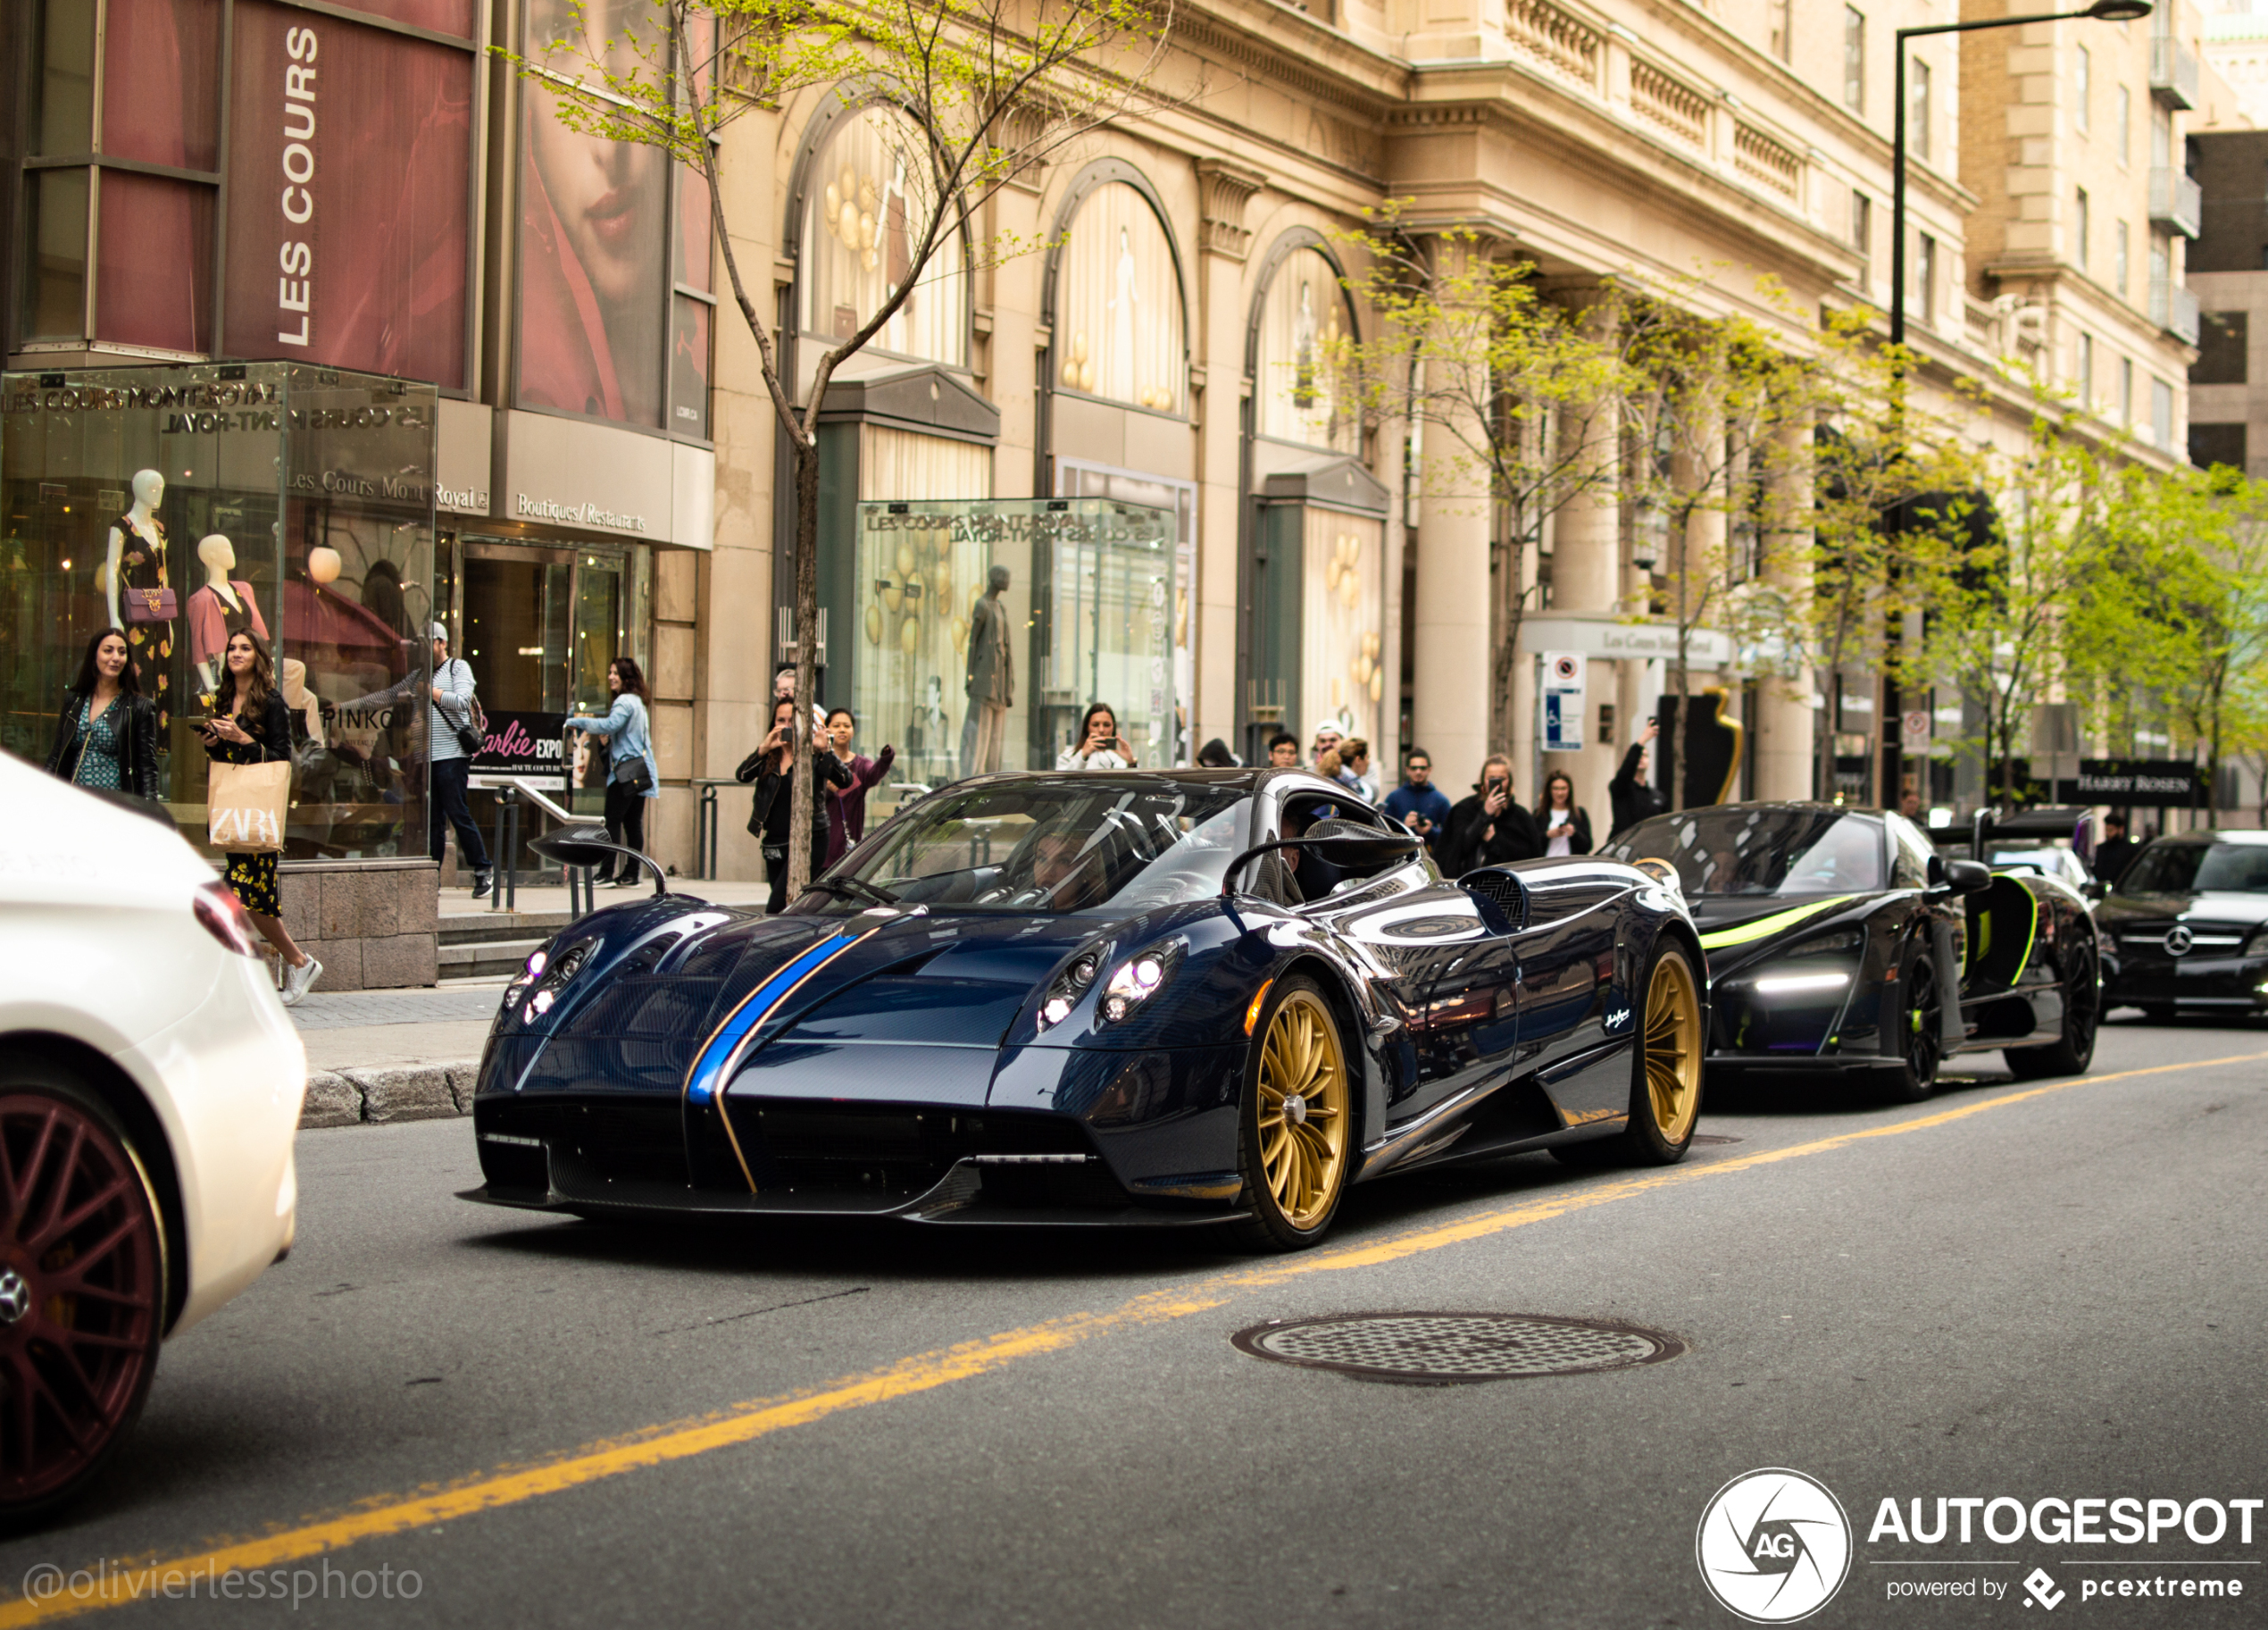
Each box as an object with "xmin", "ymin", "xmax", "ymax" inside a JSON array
[{"xmin": 529, "ymin": 824, "xmax": 670, "ymax": 896}]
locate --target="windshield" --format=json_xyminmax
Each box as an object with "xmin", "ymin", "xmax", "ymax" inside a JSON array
[
  {"xmin": 2116, "ymin": 841, "xmax": 2268, "ymax": 895},
  {"xmin": 801, "ymin": 777, "xmax": 1254, "ymax": 915},
  {"xmin": 1605, "ymin": 808, "xmax": 1888, "ymax": 897}
]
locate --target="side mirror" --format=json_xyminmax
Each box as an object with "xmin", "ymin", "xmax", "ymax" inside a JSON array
[
  {"xmin": 1940, "ymin": 858, "xmax": 1991, "ymax": 895},
  {"xmin": 2082, "ymin": 879, "xmax": 2109, "ymax": 902},
  {"xmin": 529, "ymin": 823, "xmax": 669, "ymax": 895}
]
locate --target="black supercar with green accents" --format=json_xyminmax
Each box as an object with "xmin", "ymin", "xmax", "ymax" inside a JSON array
[{"xmin": 1602, "ymin": 802, "xmax": 2102, "ymax": 1099}]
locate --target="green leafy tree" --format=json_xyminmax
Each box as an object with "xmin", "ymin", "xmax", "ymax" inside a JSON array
[
  {"xmin": 512, "ymin": 0, "xmax": 1175, "ymax": 894},
  {"xmin": 1908, "ymin": 398, "xmax": 2110, "ymax": 806},
  {"xmin": 1333, "ymin": 221, "xmax": 1637, "ymax": 751},
  {"xmin": 1619, "ymin": 281, "xmax": 1829, "ymax": 808}
]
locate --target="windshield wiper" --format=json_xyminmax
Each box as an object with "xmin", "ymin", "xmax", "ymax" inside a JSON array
[{"xmin": 820, "ymin": 874, "xmax": 900, "ymax": 908}]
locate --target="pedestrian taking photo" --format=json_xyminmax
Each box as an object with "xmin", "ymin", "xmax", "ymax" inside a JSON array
[
  {"xmin": 1446, "ymin": 755, "xmax": 1542, "ymax": 873},
  {"xmin": 738, "ymin": 695, "xmax": 851, "ymax": 912},
  {"xmin": 1383, "ymin": 748, "xmax": 1453, "ymax": 857},
  {"xmin": 1056, "ymin": 702, "xmax": 1138, "ymax": 770}
]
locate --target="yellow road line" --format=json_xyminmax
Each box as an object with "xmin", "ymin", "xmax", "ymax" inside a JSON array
[{"xmin": 5, "ymin": 1048, "xmax": 2257, "ymax": 1625}]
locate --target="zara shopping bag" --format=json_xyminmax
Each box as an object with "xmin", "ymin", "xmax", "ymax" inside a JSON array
[{"xmin": 206, "ymin": 758, "xmax": 292, "ymax": 853}]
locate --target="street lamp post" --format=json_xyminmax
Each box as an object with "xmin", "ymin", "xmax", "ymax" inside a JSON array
[
  {"xmin": 1880, "ymin": 0, "xmax": 2148, "ymax": 811},
  {"xmin": 1889, "ymin": 0, "xmax": 2152, "ymax": 354}
]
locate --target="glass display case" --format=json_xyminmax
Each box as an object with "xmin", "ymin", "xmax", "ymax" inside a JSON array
[
  {"xmin": 2, "ymin": 363, "xmax": 437, "ymax": 859},
  {"xmin": 848, "ymin": 496, "xmax": 1177, "ymax": 782}
]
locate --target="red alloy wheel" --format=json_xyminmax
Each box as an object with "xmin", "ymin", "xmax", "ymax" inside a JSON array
[{"xmin": 0, "ymin": 1084, "xmax": 164, "ymax": 1515}]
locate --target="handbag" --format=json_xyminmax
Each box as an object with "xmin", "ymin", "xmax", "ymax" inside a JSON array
[
  {"xmin": 446, "ymin": 660, "xmax": 486, "ymax": 757},
  {"xmin": 126, "ymin": 586, "xmax": 178, "ymax": 623},
  {"xmin": 207, "ymin": 757, "xmax": 292, "ymax": 853},
  {"xmin": 611, "ymin": 754, "xmax": 655, "ymax": 793}
]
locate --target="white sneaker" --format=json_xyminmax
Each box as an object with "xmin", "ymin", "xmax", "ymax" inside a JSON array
[{"xmin": 281, "ymin": 957, "xmax": 322, "ymax": 1007}]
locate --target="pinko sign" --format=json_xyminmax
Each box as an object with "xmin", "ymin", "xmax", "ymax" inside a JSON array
[{"xmin": 471, "ymin": 711, "xmax": 567, "ymax": 777}]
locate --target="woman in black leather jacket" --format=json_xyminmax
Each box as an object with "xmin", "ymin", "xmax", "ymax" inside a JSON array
[
  {"xmin": 736, "ymin": 695, "xmax": 851, "ymax": 913},
  {"xmin": 46, "ymin": 627, "xmax": 162, "ymax": 799}
]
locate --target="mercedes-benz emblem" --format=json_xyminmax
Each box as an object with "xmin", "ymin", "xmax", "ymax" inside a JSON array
[
  {"xmin": 0, "ymin": 1269, "xmax": 32, "ymax": 1327},
  {"xmin": 2164, "ymin": 925, "xmax": 2195, "ymax": 957}
]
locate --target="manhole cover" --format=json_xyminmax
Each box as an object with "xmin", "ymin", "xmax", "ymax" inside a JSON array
[{"xmin": 1230, "ymin": 1312, "xmax": 1684, "ymax": 1384}]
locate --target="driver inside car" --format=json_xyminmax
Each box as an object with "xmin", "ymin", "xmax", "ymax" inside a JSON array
[{"xmin": 1030, "ymin": 828, "xmax": 1107, "ymax": 909}]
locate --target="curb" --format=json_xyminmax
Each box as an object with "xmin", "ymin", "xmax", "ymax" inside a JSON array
[{"xmin": 301, "ymin": 1061, "xmax": 482, "ymax": 1129}]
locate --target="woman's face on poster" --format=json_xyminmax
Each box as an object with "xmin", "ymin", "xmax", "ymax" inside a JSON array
[{"xmin": 527, "ymin": 0, "xmax": 666, "ymax": 313}]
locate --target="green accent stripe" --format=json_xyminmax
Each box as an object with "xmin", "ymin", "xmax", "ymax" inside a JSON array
[
  {"xmin": 2003, "ymin": 873, "xmax": 2039, "ymax": 986},
  {"xmin": 1697, "ymin": 895, "xmax": 1857, "ymax": 952}
]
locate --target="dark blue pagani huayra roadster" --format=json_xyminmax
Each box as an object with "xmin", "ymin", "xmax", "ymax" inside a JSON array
[{"xmin": 463, "ymin": 769, "xmax": 1707, "ymax": 1250}]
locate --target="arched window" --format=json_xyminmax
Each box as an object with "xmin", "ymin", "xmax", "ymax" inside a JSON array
[
  {"xmin": 1255, "ymin": 244, "xmax": 1354, "ymax": 450},
  {"xmin": 798, "ymin": 104, "xmax": 967, "ymax": 367},
  {"xmin": 1054, "ymin": 182, "xmax": 1185, "ymax": 414}
]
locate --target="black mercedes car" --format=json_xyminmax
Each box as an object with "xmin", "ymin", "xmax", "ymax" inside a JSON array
[
  {"xmin": 1604, "ymin": 802, "xmax": 2103, "ymax": 1098},
  {"xmin": 2097, "ymin": 830, "xmax": 2268, "ymax": 1022},
  {"xmin": 463, "ymin": 768, "xmax": 1706, "ymax": 1250}
]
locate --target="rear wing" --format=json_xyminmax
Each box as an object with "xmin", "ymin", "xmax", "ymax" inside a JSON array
[{"xmin": 1925, "ymin": 806, "xmax": 2091, "ymax": 864}]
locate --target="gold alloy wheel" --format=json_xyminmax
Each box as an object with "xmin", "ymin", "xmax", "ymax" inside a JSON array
[
  {"xmin": 1643, "ymin": 951, "xmax": 1704, "ymax": 1144},
  {"xmin": 1255, "ymin": 990, "xmax": 1350, "ymax": 1230}
]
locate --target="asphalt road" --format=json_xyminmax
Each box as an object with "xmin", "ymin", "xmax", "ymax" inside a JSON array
[{"xmin": 4, "ymin": 1019, "xmax": 2264, "ymax": 1629}]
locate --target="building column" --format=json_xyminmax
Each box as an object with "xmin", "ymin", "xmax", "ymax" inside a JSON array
[
  {"xmin": 1543, "ymin": 302, "xmax": 1622, "ymax": 823},
  {"xmin": 1196, "ymin": 159, "xmax": 1264, "ymax": 762},
  {"xmin": 1413, "ymin": 367, "xmax": 1491, "ymax": 793}
]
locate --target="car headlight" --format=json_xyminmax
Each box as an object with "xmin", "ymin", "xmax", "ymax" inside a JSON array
[
  {"xmin": 1782, "ymin": 929, "xmax": 1863, "ymax": 958},
  {"xmin": 504, "ymin": 940, "xmax": 592, "ymax": 1023},
  {"xmin": 1096, "ymin": 940, "xmax": 1186, "ymax": 1025},
  {"xmin": 2246, "ymin": 926, "xmax": 2268, "ymax": 957},
  {"xmin": 1748, "ymin": 928, "xmax": 1861, "ymax": 997},
  {"xmin": 1036, "ymin": 945, "xmax": 1108, "ymax": 1033}
]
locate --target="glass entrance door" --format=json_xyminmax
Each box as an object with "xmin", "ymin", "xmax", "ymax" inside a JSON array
[{"xmin": 463, "ymin": 547, "xmax": 572, "ymax": 717}]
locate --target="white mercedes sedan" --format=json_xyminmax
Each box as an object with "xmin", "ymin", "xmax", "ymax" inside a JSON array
[{"xmin": 0, "ymin": 753, "xmax": 304, "ymax": 1519}]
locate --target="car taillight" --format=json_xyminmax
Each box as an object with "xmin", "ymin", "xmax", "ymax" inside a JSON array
[{"xmin": 195, "ymin": 882, "xmax": 262, "ymax": 957}]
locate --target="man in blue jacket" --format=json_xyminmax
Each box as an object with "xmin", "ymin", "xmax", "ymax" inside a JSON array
[{"xmin": 1383, "ymin": 747, "xmax": 1454, "ymax": 857}]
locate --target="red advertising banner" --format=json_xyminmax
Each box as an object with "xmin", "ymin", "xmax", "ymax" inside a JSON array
[{"xmin": 223, "ymin": 1, "xmax": 472, "ymax": 387}]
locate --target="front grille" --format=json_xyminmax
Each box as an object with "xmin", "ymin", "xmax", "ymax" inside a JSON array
[
  {"xmin": 476, "ymin": 1096, "xmax": 688, "ymax": 1187},
  {"xmin": 728, "ymin": 1100, "xmax": 1106, "ymax": 1204}
]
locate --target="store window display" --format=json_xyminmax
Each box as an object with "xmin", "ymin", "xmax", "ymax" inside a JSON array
[
  {"xmin": 188, "ymin": 534, "xmax": 268, "ymax": 693},
  {"xmin": 105, "ymin": 471, "xmax": 178, "ymax": 731},
  {"xmin": 1055, "ymin": 184, "xmax": 1184, "ymax": 414},
  {"xmin": 1255, "ymin": 245, "xmax": 1355, "ymax": 451},
  {"xmin": 1, "ymin": 363, "xmax": 434, "ymax": 862},
  {"xmin": 798, "ymin": 104, "xmax": 968, "ymax": 365},
  {"xmin": 1301, "ymin": 511, "xmax": 1384, "ymax": 747}
]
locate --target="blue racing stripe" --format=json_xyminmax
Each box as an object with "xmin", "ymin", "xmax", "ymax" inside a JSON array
[{"xmin": 683, "ymin": 930, "xmax": 870, "ymax": 1108}]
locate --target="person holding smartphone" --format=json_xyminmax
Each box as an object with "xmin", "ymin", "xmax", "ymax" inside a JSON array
[
  {"xmin": 1608, "ymin": 717, "xmax": 1667, "ymax": 841},
  {"xmin": 1445, "ymin": 754, "xmax": 1542, "ymax": 874},
  {"xmin": 1055, "ymin": 701, "xmax": 1138, "ymax": 770},
  {"xmin": 736, "ymin": 696, "xmax": 852, "ymax": 913},
  {"xmin": 1535, "ymin": 768, "xmax": 1594, "ymax": 857},
  {"xmin": 1383, "ymin": 748, "xmax": 1453, "ymax": 857}
]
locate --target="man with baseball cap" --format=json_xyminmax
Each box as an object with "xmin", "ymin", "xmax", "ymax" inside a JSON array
[{"xmin": 429, "ymin": 622, "xmax": 494, "ymax": 899}]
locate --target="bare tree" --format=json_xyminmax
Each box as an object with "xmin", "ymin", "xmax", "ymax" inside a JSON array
[{"xmin": 514, "ymin": 0, "xmax": 1177, "ymax": 896}]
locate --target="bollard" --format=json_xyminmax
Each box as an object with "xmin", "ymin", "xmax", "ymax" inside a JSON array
[{"xmin": 698, "ymin": 785, "xmax": 719, "ymax": 881}]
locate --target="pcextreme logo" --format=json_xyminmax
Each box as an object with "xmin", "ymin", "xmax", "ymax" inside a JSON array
[{"xmin": 1696, "ymin": 1468, "xmax": 1855, "ymax": 1624}]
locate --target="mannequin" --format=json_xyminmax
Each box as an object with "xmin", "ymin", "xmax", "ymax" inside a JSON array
[
  {"xmin": 960, "ymin": 564, "xmax": 1013, "ymax": 777},
  {"xmin": 106, "ymin": 469, "xmax": 176, "ymax": 730},
  {"xmin": 188, "ymin": 535, "xmax": 270, "ymax": 692}
]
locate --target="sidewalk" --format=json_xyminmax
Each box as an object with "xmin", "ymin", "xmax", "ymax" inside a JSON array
[{"xmin": 438, "ymin": 874, "xmax": 774, "ymax": 917}]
